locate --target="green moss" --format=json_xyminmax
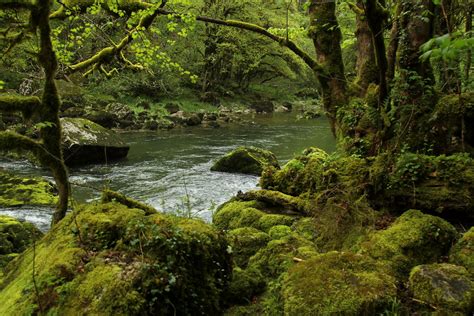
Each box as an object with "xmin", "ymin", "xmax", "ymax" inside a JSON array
[
  {"xmin": 361, "ymin": 210, "xmax": 458, "ymax": 275},
  {"xmin": 257, "ymin": 214, "xmax": 297, "ymax": 232},
  {"xmin": 0, "ymin": 170, "xmax": 58, "ymax": 207},
  {"xmin": 290, "ymin": 217, "xmax": 318, "ymax": 242},
  {"xmin": 282, "ymin": 251, "xmax": 397, "ymax": 315},
  {"xmin": 224, "ymin": 266, "xmax": 266, "ymax": 305},
  {"xmin": 409, "ymin": 263, "xmax": 473, "ymax": 313},
  {"xmin": 0, "ymin": 215, "xmax": 42, "ymax": 270},
  {"xmin": 268, "ymin": 225, "xmax": 292, "ymax": 240},
  {"xmin": 227, "ymin": 227, "xmax": 270, "ymax": 268},
  {"xmin": 449, "ymin": 228, "xmax": 474, "ymax": 276},
  {"xmin": 211, "ymin": 146, "xmax": 280, "ymax": 176},
  {"xmin": 0, "ymin": 202, "xmax": 232, "ymax": 315},
  {"xmin": 386, "ymin": 153, "xmax": 474, "ymax": 216},
  {"xmin": 213, "ymin": 200, "xmax": 266, "ymax": 231}
]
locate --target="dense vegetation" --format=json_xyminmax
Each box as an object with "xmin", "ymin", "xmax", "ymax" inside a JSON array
[{"xmin": 0, "ymin": 0, "xmax": 473, "ymax": 314}]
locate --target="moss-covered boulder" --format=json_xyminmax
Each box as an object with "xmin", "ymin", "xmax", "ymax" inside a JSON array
[
  {"xmin": 0, "ymin": 215, "xmax": 42, "ymax": 269},
  {"xmin": 227, "ymin": 227, "xmax": 270, "ymax": 268},
  {"xmin": 225, "ymin": 266, "xmax": 266, "ymax": 305},
  {"xmin": 450, "ymin": 228, "xmax": 474, "ymax": 276},
  {"xmin": 385, "ymin": 153, "xmax": 474, "ymax": 218},
  {"xmin": 257, "ymin": 214, "xmax": 297, "ymax": 233},
  {"xmin": 61, "ymin": 117, "xmax": 129, "ymax": 166},
  {"xmin": 409, "ymin": 263, "xmax": 474, "ymax": 314},
  {"xmin": 213, "ymin": 200, "xmax": 266, "ymax": 231},
  {"xmin": 0, "ymin": 170, "xmax": 58, "ymax": 207},
  {"xmin": 282, "ymin": 251, "xmax": 397, "ymax": 315},
  {"xmin": 361, "ymin": 210, "xmax": 457, "ymax": 274},
  {"xmin": 0, "ymin": 202, "xmax": 232, "ymax": 315},
  {"xmin": 211, "ymin": 146, "xmax": 279, "ymax": 176}
]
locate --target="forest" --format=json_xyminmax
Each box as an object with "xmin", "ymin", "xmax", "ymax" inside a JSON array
[{"xmin": 0, "ymin": 0, "xmax": 473, "ymax": 314}]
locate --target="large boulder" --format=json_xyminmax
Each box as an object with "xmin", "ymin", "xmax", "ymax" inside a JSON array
[
  {"xmin": 211, "ymin": 146, "xmax": 280, "ymax": 176},
  {"xmin": 361, "ymin": 210, "xmax": 458, "ymax": 275},
  {"xmin": 0, "ymin": 201, "xmax": 232, "ymax": 315},
  {"xmin": 0, "ymin": 215, "xmax": 42, "ymax": 269},
  {"xmin": 409, "ymin": 263, "xmax": 474, "ymax": 314},
  {"xmin": 0, "ymin": 169, "xmax": 58, "ymax": 207},
  {"xmin": 450, "ymin": 227, "xmax": 474, "ymax": 276},
  {"xmin": 282, "ymin": 251, "xmax": 397, "ymax": 315},
  {"xmin": 61, "ymin": 118, "xmax": 130, "ymax": 166}
]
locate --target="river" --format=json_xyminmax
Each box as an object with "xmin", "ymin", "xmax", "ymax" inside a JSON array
[{"xmin": 0, "ymin": 113, "xmax": 335, "ymax": 231}]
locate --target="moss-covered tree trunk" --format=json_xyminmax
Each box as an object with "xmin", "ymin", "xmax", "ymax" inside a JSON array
[
  {"xmin": 36, "ymin": 0, "xmax": 70, "ymax": 224},
  {"xmin": 353, "ymin": 0, "xmax": 379, "ymax": 97},
  {"xmin": 308, "ymin": 0, "xmax": 347, "ymax": 132},
  {"xmin": 394, "ymin": 0, "xmax": 436, "ymax": 149}
]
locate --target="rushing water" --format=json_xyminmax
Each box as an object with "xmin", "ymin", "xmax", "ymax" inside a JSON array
[{"xmin": 0, "ymin": 113, "xmax": 335, "ymax": 231}]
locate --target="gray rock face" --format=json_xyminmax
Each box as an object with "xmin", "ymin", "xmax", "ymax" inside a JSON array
[{"xmin": 61, "ymin": 118, "xmax": 129, "ymax": 166}]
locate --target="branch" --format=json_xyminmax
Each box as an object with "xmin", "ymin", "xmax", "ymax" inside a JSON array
[
  {"xmin": 0, "ymin": 95, "xmax": 41, "ymax": 118},
  {"xmin": 157, "ymin": 9, "xmax": 324, "ymax": 74},
  {"xmin": 67, "ymin": 0, "xmax": 167, "ymax": 74},
  {"xmin": 236, "ymin": 189, "xmax": 311, "ymax": 216}
]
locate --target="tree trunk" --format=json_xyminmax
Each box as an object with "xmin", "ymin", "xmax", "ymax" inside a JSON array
[
  {"xmin": 353, "ymin": 0, "xmax": 378, "ymax": 97},
  {"xmin": 308, "ymin": 0, "xmax": 347, "ymax": 132},
  {"xmin": 36, "ymin": 0, "xmax": 70, "ymax": 225}
]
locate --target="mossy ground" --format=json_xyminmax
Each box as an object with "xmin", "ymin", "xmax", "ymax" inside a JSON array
[{"xmin": 0, "ymin": 169, "xmax": 58, "ymax": 207}]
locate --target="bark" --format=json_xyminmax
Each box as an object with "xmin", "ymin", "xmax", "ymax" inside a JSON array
[
  {"xmin": 308, "ymin": 0, "xmax": 347, "ymax": 132},
  {"xmin": 464, "ymin": 5, "xmax": 472, "ymax": 86},
  {"xmin": 36, "ymin": 0, "xmax": 70, "ymax": 225},
  {"xmin": 386, "ymin": 4, "xmax": 401, "ymax": 86},
  {"xmin": 353, "ymin": 0, "xmax": 378, "ymax": 97}
]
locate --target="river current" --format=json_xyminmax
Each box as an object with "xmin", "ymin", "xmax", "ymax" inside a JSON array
[{"xmin": 0, "ymin": 113, "xmax": 335, "ymax": 231}]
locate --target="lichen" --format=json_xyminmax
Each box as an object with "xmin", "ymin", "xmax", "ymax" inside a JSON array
[
  {"xmin": 409, "ymin": 263, "xmax": 474, "ymax": 314},
  {"xmin": 282, "ymin": 251, "xmax": 397, "ymax": 315}
]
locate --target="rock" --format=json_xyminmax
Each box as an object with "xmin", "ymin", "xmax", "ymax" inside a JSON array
[
  {"xmin": 250, "ymin": 100, "xmax": 274, "ymax": 113},
  {"xmin": 105, "ymin": 103, "xmax": 135, "ymax": 121},
  {"xmin": 164, "ymin": 102, "xmax": 180, "ymax": 114},
  {"xmin": 282, "ymin": 251, "xmax": 397, "ymax": 315},
  {"xmin": 225, "ymin": 266, "xmax": 265, "ymax": 305},
  {"xmin": 142, "ymin": 120, "xmax": 158, "ymax": 130},
  {"xmin": 211, "ymin": 146, "xmax": 280, "ymax": 176},
  {"xmin": 84, "ymin": 110, "xmax": 118, "ymax": 129},
  {"xmin": 274, "ymin": 105, "xmax": 290, "ymax": 113},
  {"xmin": 214, "ymin": 200, "xmax": 266, "ymax": 231},
  {"xmin": 0, "ymin": 169, "xmax": 58, "ymax": 207},
  {"xmin": 227, "ymin": 227, "xmax": 270, "ymax": 268},
  {"xmin": 450, "ymin": 228, "xmax": 474, "ymax": 276},
  {"xmin": 0, "ymin": 215, "xmax": 42, "ymax": 269},
  {"xmin": 61, "ymin": 118, "xmax": 130, "ymax": 166},
  {"xmin": 361, "ymin": 210, "xmax": 458, "ymax": 275},
  {"xmin": 203, "ymin": 113, "xmax": 217, "ymax": 121},
  {"xmin": 185, "ymin": 113, "xmax": 202, "ymax": 126},
  {"xmin": 202, "ymin": 120, "xmax": 220, "ymax": 128},
  {"xmin": 61, "ymin": 106, "xmax": 85, "ymax": 118},
  {"xmin": 167, "ymin": 111, "xmax": 186, "ymax": 124},
  {"xmin": 0, "ymin": 201, "xmax": 232, "ymax": 315},
  {"xmin": 409, "ymin": 263, "xmax": 473, "ymax": 314}
]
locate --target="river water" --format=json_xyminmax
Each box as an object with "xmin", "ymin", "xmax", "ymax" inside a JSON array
[{"xmin": 0, "ymin": 113, "xmax": 335, "ymax": 231}]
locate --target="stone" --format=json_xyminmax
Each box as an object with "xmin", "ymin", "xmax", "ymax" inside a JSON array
[
  {"xmin": 211, "ymin": 146, "xmax": 280, "ymax": 176},
  {"xmin": 61, "ymin": 118, "xmax": 129, "ymax": 166}
]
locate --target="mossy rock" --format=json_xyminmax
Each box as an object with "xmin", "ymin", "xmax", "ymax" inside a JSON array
[
  {"xmin": 0, "ymin": 202, "xmax": 232, "ymax": 315},
  {"xmin": 247, "ymin": 233, "xmax": 316, "ymax": 279},
  {"xmin": 385, "ymin": 153, "xmax": 474, "ymax": 218},
  {"xmin": 282, "ymin": 251, "xmax": 397, "ymax": 315},
  {"xmin": 290, "ymin": 217, "xmax": 318, "ymax": 242},
  {"xmin": 61, "ymin": 117, "xmax": 130, "ymax": 166},
  {"xmin": 257, "ymin": 214, "xmax": 297, "ymax": 233},
  {"xmin": 361, "ymin": 210, "xmax": 457, "ymax": 275},
  {"xmin": 449, "ymin": 228, "xmax": 474, "ymax": 276},
  {"xmin": 224, "ymin": 266, "xmax": 266, "ymax": 306},
  {"xmin": 0, "ymin": 170, "xmax": 58, "ymax": 207},
  {"xmin": 409, "ymin": 263, "xmax": 474, "ymax": 314},
  {"xmin": 211, "ymin": 146, "xmax": 280, "ymax": 176},
  {"xmin": 0, "ymin": 215, "xmax": 42, "ymax": 269},
  {"xmin": 227, "ymin": 227, "xmax": 270, "ymax": 268},
  {"xmin": 213, "ymin": 200, "xmax": 266, "ymax": 231},
  {"xmin": 268, "ymin": 225, "xmax": 292, "ymax": 240}
]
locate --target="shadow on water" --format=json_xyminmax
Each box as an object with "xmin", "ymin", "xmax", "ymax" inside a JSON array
[{"xmin": 1, "ymin": 113, "xmax": 336, "ymax": 229}]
